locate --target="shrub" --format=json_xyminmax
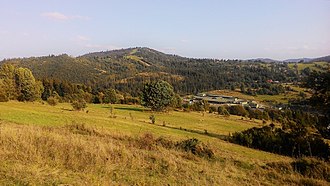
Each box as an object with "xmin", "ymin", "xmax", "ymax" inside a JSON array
[
  {"xmin": 267, "ymin": 158, "xmax": 330, "ymax": 182},
  {"xmin": 292, "ymin": 157, "xmax": 330, "ymax": 182},
  {"xmin": 47, "ymin": 96, "xmax": 58, "ymax": 106},
  {"xmin": 71, "ymin": 100, "xmax": 87, "ymax": 111},
  {"xmin": 217, "ymin": 106, "xmax": 230, "ymax": 116},
  {"xmin": 191, "ymin": 102, "xmax": 204, "ymax": 111},
  {"xmin": 0, "ymin": 94, "xmax": 9, "ymax": 102},
  {"xmin": 138, "ymin": 133, "xmax": 156, "ymax": 150},
  {"xmin": 209, "ymin": 106, "xmax": 217, "ymax": 113},
  {"xmin": 155, "ymin": 137, "xmax": 176, "ymax": 149},
  {"xmin": 228, "ymin": 105, "xmax": 248, "ymax": 116},
  {"xmin": 177, "ymin": 138, "xmax": 214, "ymax": 158}
]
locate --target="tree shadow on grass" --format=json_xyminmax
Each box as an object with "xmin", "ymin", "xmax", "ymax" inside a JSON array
[
  {"xmin": 162, "ymin": 125, "xmax": 229, "ymax": 141},
  {"xmin": 141, "ymin": 120, "xmax": 229, "ymax": 141},
  {"xmin": 102, "ymin": 105, "xmax": 150, "ymax": 112}
]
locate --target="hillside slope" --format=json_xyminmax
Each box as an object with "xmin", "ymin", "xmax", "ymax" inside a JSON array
[{"xmin": 1, "ymin": 101, "xmax": 328, "ymax": 185}]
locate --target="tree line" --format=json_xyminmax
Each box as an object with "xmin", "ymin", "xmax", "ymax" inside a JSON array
[{"xmin": 0, "ymin": 64, "xmax": 139, "ymax": 105}]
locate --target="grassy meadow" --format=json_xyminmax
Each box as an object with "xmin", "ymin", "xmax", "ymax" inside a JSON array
[
  {"xmin": 0, "ymin": 101, "xmax": 328, "ymax": 185},
  {"xmin": 209, "ymin": 86, "xmax": 309, "ymax": 104},
  {"xmin": 287, "ymin": 61, "xmax": 329, "ymax": 72}
]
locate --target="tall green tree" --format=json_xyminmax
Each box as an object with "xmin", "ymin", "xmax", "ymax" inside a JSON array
[
  {"xmin": 103, "ymin": 88, "xmax": 118, "ymax": 104},
  {"xmin": 141, "ymin": 80, "xmax": 175, "ymax": 111},
  {"xmin": 14, "ymin": 67, "xmax": 43, "ymax": 101},
  {"xmin": 303, "ymin": 69, "xmax": 330, "ymax": 138},
  {"xmin": 303, "ymin": 69, "xmax": 330, "ymax": 115},
  {"xmin": 0, "ymin": 64, "xmax": 17, "ymax": 100},
  {"xmin": 0, "ymin": 79, "xmax": 9, "ymax": 101}
]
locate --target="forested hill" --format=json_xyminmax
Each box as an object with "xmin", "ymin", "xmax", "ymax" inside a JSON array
[
  {"xmin": 1, "ymin": 47, "xmax": 328, "ymax": 96},
  {"xmin": 0, "ymin": 54, "xmax": 100, "ymax": 84},
  {"xmin": 311, "ymin": 55, "xmax": 330, "ymax": 62}
]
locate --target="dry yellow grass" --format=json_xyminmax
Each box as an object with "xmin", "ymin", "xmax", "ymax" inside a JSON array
[{"xmin": 0, "ymin": 121, "xmax": 328, "ymax": 185}]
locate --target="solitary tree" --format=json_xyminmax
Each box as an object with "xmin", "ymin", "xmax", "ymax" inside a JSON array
[
  {"xmin": 71, "ymin": 99, "xmax": 87, "ymax": 111},
  {"xmin": 103, "ymin": 88, "xmax": 118, "ymax": 104},
  {"xmin": 141, "ymin": 80, "xmax": 175, "ymax": 111}
]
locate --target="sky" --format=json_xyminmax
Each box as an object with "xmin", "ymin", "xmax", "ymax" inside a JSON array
[{"xmin": 0, "ymin": 0, "xmax": 329, "ymax": 60}]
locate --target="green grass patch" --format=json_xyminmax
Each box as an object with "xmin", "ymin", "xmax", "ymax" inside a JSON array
[{"xmin": 288, "ymin": 61, "xmax": 329, "ymax": 72}]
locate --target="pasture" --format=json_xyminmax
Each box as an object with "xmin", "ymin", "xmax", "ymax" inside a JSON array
[{"xmin": 0, "ymin": 101, "xmax": 327, "ymax": 185}]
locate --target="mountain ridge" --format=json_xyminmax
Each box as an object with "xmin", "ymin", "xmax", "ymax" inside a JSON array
[{"xmin": 1, "ymin": 47, "xmax": 329, "ymax": 63}]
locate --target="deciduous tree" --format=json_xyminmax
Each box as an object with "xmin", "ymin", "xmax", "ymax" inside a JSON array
[{"xmin": 141, "ymin": 80, "xmax": 175, "ymax": 111}]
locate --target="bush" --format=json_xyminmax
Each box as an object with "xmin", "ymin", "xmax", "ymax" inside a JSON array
[
  {"xmin": 0, "ymin": 94, "xmax": 9, "ymax": 102},
  {"xmin": 228, "ymin": 105, "xmax": 248, "ymax": 117},
  {"xmin": 292, "ymin": 158, "xmax": 330, "ymax": 182},
  {"xmin": 177, "ymin": 138, "xmax": 214, "ymax": 158},
  {"xmin": 267, "ymin": 158, "xmax": 330, "ymax": 182},
  {"xmin": 218, "ymin": 106, "xmax": 230, "ymax": 116},
  {"xmin": 191, "ymin": 102, "xmax": 204, "ymax": 111},
  {"xmin": 138, "ymin": 133, "xmax": 156, "ymax": 150},
  {"xmin": 155, "ymin": 137, "xmax": 176, "ymax": 149},
  {"xmin": 209, "ymin": 106, "xmax": 217, "ymax": 113},
  {"xmin": 71, "ymin": 100, "xmax": 87, "ymax": 111},
  {"xmin": 47, "ymin": 96, "xmax": 58, "ymax": 106}
]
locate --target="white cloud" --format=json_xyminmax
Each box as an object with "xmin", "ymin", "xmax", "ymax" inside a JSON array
[
  {"xmin": 41, "ymin": 12, "xmax": 90, "ymax": 21},
  {"xmin": 42, "ymin": 12, "xmax": 69, "ymax": 20}
]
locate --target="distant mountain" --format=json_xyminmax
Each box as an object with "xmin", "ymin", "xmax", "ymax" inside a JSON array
[
  {"xmin": 247, "ymin": 55, "xmax": 330, "ymax": 63},
  {"xmin": 311, "ymin": 55, "xmax": 330, "ymax": 62},
  {"xmin": 283, "ymin": 58, "xmax": 313, "ymax": 63},
  {"xmin": 246, "ymin": 58, "xmax": 280, "ymax": 63},
  {"xmin": 283, "ymin": 55, "xmax": 330, "ymax": 63}
]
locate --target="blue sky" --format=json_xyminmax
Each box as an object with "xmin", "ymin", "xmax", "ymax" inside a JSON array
[{"xmin": 0, "ymin": 0, "xmax": 329, "ymax": 60}]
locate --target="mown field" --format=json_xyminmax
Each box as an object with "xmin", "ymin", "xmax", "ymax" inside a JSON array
[{"xmin": 0, "ymin": 101, "xmax": 328, "ymax": 185}]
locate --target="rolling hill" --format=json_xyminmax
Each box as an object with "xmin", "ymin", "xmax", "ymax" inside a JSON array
[{"xmin": 1, "ymin": 48, "xmax": 328, "ymax": 96}]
